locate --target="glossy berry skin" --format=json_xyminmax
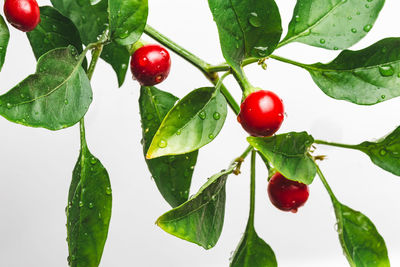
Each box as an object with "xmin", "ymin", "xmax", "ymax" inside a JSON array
[
  {"xmin": 4, "ymin": 0, "xmax": 40, "ymax": 32},
  {"xmin": 267, "ymin": 172, "xmax": 309, "ymax": 213},
  {"xmin": 130, "ymin": 44, "xmax": 171, "ymax": 86},
  {"xmin": 237, "ymin": 90, "xmax": 284, "ymax": 137}
]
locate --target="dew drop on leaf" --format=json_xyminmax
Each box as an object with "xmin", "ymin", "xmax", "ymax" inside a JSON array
[
  {"xmin": 295, "ymin": 15, "xmax": 301, "ymax": 22},
  {"xmin": 79, "ymin": 201, "xmax": 84, "ymax": 207},
  {"xmin": 248, "ymin": 13, "xmax": 261, "ymax": 28},
  {"xmin": 6, "ymin": 103, "xmax": 12, "ymax": 109},
  {"xmin": 379, "ymin": 149, "xmax": 387, "ymax": 156},
  {"xmin": 319, "ymin": 39, "xmax": 326, "ymax": 44},
  {"xmin": 106, "ymin": 187, "xmax": 112, "ymax": 195},
  {"xmin": 379, "ymin": 65, "xmax": 394, "ymax": 77},
  {"xmin": 176, "ymin": 129, "xmax": 182, "ymax": 135},
  {"xmin": 253, "ymin": 46, "xmax": 269, "ymax": 57},
  {"xmin": 213, "ymin": 112, "xmax": 220, "ymax": 120},
  {"xmin": 158, "ymin": 139, "xmax": 167, "ymax": 148},
  {"xmin": 198, "ymin": 111, "xmax": 206, "ymax": 120},
  {"xmin": 64, "ymin": 99, "xmax": 69, "ymax": 105},
  {"xmin": 351, "ymin": 28, "xmax": 357, "ymax": 33},
  {"xmin": 208, "ymin": 134, "xmax": 214, "ymax": 139},
  {"xmin": 90, "ymin": 157, "xmax": 97, "ymax": 164},
  {"xmin": 363, "ymin": 24, "xmax": 372, "ymax": 32},
  {"xmin": 88, "ymin": 203, "xmax": 94, "ymax": 209}
]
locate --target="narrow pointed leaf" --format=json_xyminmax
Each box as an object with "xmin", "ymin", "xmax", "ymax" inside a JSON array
[
  {"xmin": 333, "ymin": 202, "xmax": 389, "ymax": 267},
  {"xmin": 146, "ymin": 87, "xmax": 227, "ymax": 159},
  {"xmin": 67, "ymin": 146, "xmax": 112, "ymax": 267},
  {"xmin": 0, "ymin": 15, "xmax": 9, "ymax": 71},
  {"xmin": 230, "ymin": 225, "xmax": 277, "ymax": 267},
  {"xmin": 247, "ymin": 132, "xmax": 316, "ymax": 184},
  {"xmin": 27, "ymin": 6, "xmax": 85, "ymax": 65},
  {"xmin": 51, "ymin": 0, "xmax": 130, "ymax": 86},
  {"xmin": 139, "ymin": 86, "xmax": 198, "ymax": 207},
  {"xmin": 0, "ymin": 47, "xmax": 92, "ymax": 130},
  {"xmin": 156, "ymin": 163, "xmax": 237, "ymax": 249},
  {"xmin": 282, "ymin": 0, "xmax": 385, "ymax": 50},
  {"xmin": 357, "ymin": 126, "xmax": 400, "ymax": 176},
  {"xmin": 208, "ymin": 0, "xmax": 282, "ymax": 72},
  {"xmin": 109, "ymin": 0, "xmax": 148, "ymax": 46},
  {"xmin": 307, "ymin": 38, "xmax": 400, "ymax": 105}
]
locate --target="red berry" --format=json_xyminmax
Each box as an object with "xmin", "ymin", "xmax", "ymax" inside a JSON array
[
  {"xmin": 237, "ymin": 90, "xmax": 284, "ymax": 137},
  {"xmin": 130, "ymin": 44, "xmax": 171, "ymax": 86},
  {"xmin": 4, "ymin": 0, "xmax": 40, "ymax": 32},
  {"xmin": 267, "ymin": 172, "xmax": 309, "ymax": 213}
]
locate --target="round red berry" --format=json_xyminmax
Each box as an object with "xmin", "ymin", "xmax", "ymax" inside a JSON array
[
  {"xmin": 130, "ymin": 44, "xmax": 171, "ymax": 86},
  {"xmin": 4, "ymin": 0, "xmax": 40, "ymax": 32},
  {"xmin": 267, "ymin": 172, "xmax": 309, "ymax": 213},
  {"xmin": 237, "ymin": 90, "xmax": 284, "ymax": 137}
]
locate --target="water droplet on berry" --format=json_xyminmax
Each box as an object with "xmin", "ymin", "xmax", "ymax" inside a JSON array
[
  {"xmin": 155, "ymin": 75, "xmax": 163, "ymax": 83},
  {"xmin": 379, "ymin": 65, "xmax": 394, "ymax": 77}
]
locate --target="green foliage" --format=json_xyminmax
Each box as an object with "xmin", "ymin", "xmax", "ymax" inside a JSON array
[
  {"xmin": 0, "ymin": 47, "xmax": 92, "ymax": 130},
  {"xmin": 208, "ymin": 0, "xmax": 282, "ymax": 73},
  {"xmin": 248, "ymin": 132, "xmax": 316, "ymax": 184},
  {"xmin": 67, "ymin": 139, "xmax": 112, "ymax": 267},
  {"xmin": 0, "ymin": 15, "xmax": 9, "ymax": 71},
  {"xmin": 139, "ymin": 86, "xmax": 198, "ymax": 207},
  {"xmin": 283, "ymin": 0, "xmax": 385, "ymax": 50},
  {"xmin": 146, "ymin": 87, "xmax": 227, "ymax": 159},
  {"xmin": 307, "ymin": 38, "xmax": 400, "ymax": 105}
]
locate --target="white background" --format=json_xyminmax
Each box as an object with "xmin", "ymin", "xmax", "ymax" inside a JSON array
[{"xmin": 1, "ymin": 0, "xmax": 400, "ymax": 266}]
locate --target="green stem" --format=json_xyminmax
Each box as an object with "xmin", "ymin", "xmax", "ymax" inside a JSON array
[
  {"xmin": 239, "ymin": 145, "xmax": 253, "ymax": 161},
  {"xmin": 269, "ymin": 55, "xmax": 310, "ymax": 69},
  {"xmin": 315, "ymin": 163, "xmax": 338, "ymax": 204},
  {"xmin": 314, "ymin": 140, "xmax": 359, "ymax": 150},
  {"xmin": 144, "ymin": 25, "xmax": 241, "ymax": 115},
  {"xmin": 248, "ymin": 150, "xmax": 256, "ymax": 226}
]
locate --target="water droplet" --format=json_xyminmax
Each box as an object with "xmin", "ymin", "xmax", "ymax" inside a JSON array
[
  {"xmin": 379, "ymin": 65, "xmax": 394, "ymax": 77},
  {"xmin": 248, "ymin": 13, "xmax": 261, "ymax": 28},
  {"xmin": 253, "ymin": 46, "xmax": 268, "ymax": 57},
  {"xmin": 90, "ymin": 157, "xmax": 97, "ymax": 164},
  {"xmin": 207, "ymin": 244, "xmax": 212, "ymax": 249},
  {"xmin": 208, "ymin": 134, "xmax": 214, "ymax": 139},
  {"xmin": 119, "ymin": 30, "xmax": 129, "ymax": 39},
  {"xmin": 351, "ymin": 28, "xmax": 357, "ymax": 33},
  {"xmin": 347, "ymin": 16, "xmax": 352, "ymax": 20},
  {"xmin": 79, "ymin": 201, "xmax": 84, "ymax": 207},
  {"xmin": 365, "ymin": 4, "xmax": 369, "ymax": 8},
  {"xmin": 295, "ymin": 15, "xmax": 301, "ymax": 22},
  {"xmin": 381, "ymin": 95, "xmax": 386, "ymax": 99},
  {"xmin": 146, "ymin": 114, "xmax": 153, "ymax": 120},
  {"xmin": 198, "ymin": 111, "xmax": 206, "ymax": 120},
  {"xmin": 88, "ymin": 203, "xmax": 94, "ymax": 209},
  {"xmin": 106, "ymin": 187, "xmax": 112, "ymax": 195},
  {"xmin": 379, "ymin": 149, "xmax": 387, "ymax": 156},
  {"xmin": 363, "ymin": 24, "xmax": 372, "ymax": 32},
  {"xmin": 64, "ymin": 99, "xmax": 69, "ymax": 105},
  {"xmin": 319, "ymin": 38, "xmax": 326, "ymax": 44},
  {"xmin": 158, "ymin": 139, "xmax": 167, "ymax": 148},
  {"xmin": 176, "ymin": 129, "xmax": 182, "ymax": 135},
  {"xmin": 155, "ymin": 75, "xmax": 163, "ymax": 83},
  {"xmin": 121, "ymin": 63, "xmax": 127, "ymax": 70},
  {"xmin": 6, "ymin": 103, "xmax": 12, "ymax": 109},
  {"xmin": 333, "ymin": 47, "xmax": 339, "ymax": 50},
  {"xmin": 213, "ymin": 112, "xmax": 220, "ymax": 120},
  {"xmin": 356, "ymin": 11, "xmax": 361, "ymax": 15}
]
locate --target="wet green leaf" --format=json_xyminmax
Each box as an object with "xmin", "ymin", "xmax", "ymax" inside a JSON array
[
  {"xmin": 101, "ymin": 42, "xmax": 130, "ymax": 87},
  {"xmin": 156, "ymin": 163, "xmax": 237, "ymax": 249},
  {"xmin": 282, "ymin": 0, "xmax": 385, "ymax": 50},
  {"xmin": 27, "ymin": 6, "xmax": 87, "ymax": 69},
  {"xmin": 230, "ymin": 224, "xmax": 277, "ymax": 267},
  {"xmin": 109, "ymin": 0, "xmax": 148, "ymax": 45},
  {"xmin": 208, "ymin": 0, "xmax": 282, "ymax": 72},
  {"xmin": 357, "ymin": 126, "xmax": 400, "ymax": 176},
  {"xmin": 247, "ymin": 132, "xmax": 316, "ymax": 184},
  {"xmin": 146, "ymin": 87, "xmax": 227, "ymax": 159},
  {"xmin": 307, "ymin": 38, "xmax": 400, "ymax": 105},
  {"xmin": 67, "ymin": 143, "xmax": 112, "ymax": 267},
  {"xmin": 0, "ymin": 47, "xmax": 92, "ymax": 130},
  {"xmin": 0, "ymin": 15, "xmax": 9, "ymax": 71},
  {"xmin": 333, "ymin": 203, "xmax": 389, "ymax": 267},
  {"xmin": 139, "ymin": 86, "xmax": 198, "ymax": 207}
]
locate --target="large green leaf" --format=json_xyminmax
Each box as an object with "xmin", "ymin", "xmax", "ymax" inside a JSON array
[
  {"xmin": 247, "ymin": 132, "xmax": 316, "ymax": 184},
  {"xmin": 207, "ymin": 0, "xmax": 282, "ymax": 72},
  {"xmin": 27, "ymin": 6, "xmax": 86, "ymax": 69},
  {"xmin": 67, "ymin": 142, "xmax": 112, "ymax": 267},
  {"xmin": 333, "ymin": 203, "xmax": 389, "ymax": 267},
  {"xmin": 109, "ymin": 0, "xmax": 148, "ymax": 46},
  {"xmin": 51, "ymin": 0, "xmax": 129, "ymax": 86},
  {"xmin": 139, "ymin": 86, "xmax": 198, "ymax": 207},
  {"xmin": 0, "ymin": 15, "xmax": 9, "ymax": 71},
  {"xmin": 0, "ymin": 47, "xmax": 92, "ymax": 130},
  {"xmin": 306, "ymin": 38, "xmax": 400, "ymax": 105},
  {"xmin": 357, "ymin": 126, "xmax": 400, "ymax": 176},
  {"xmin": 282, "ymin": 0, "xmax": 385, "ymax": 50},
  {"xmin": 230, "ymin": 224, "xmax": 277, "ymax": 267},
  {"xmin": 156, "ymin": 163, "xmax": 237, "ymax": 249},
  {"xmin": 146, "ymin": 87, "xmax": 227, "ymax": 159}
]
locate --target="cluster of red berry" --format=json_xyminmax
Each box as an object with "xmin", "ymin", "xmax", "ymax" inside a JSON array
[{"xmin": 130, "ymin": 43, "xmax": 309, "ymax": 213}]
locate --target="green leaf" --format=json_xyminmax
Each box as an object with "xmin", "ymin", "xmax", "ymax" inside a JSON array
[
  {"xmin": 307, "ymin": 38, "xmax": 400, "ymax": 105},
  {"xmin": 230, "ymin": 225, "xmax": 277, "ymax": 267},
  {"xmin": 282, "ymin": 0, "xmax": 385, "ymax": 50},
  {"xmin": 51, "ymin": 0, "xmax": 130, "ymax": 86},
  {"xmin": 0, "ymin": 15, "xmax": 9, "ymax": 71},
  {"xmin": 67, "ymin": 144, "xmax": 112, "ymax": 267},
  {"xmin": 101, "ymin": 42, "xmax": 130, "ymax": 87},
  {"xmin": 333, "ymin": 202, "xmax": 389, "ymax": 267},
  {"xmin": 139, "ymin": 86, "xmax": 198, "ymax": 207},
  {"xmin": 207, "ymin": 0, "xmax": 282, "ymax": 72},
  {"xmin": 27, "ymin": 6, "xmax": 87, "ymax": 69},
  {"xmin": 357, "ymin": 126, "xmax": 400, "ymax": 176},
  {"xmin": 146, "ymin": 87, "xmax": 227, "ymax": 159},
  {"xmin": 0, "ymin": 47, "xmax": 92, "ymax": 130},
  {"xmin": 109, "ymin": 0, "xmax": 148, "ymax": 46},
  {"xmin": 156, "ymin": 164, "xmax": 237, "ymax": 249},
  {"xmin": 247, "ymin": 132, "xmax": 316, "ymax": 184}
]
